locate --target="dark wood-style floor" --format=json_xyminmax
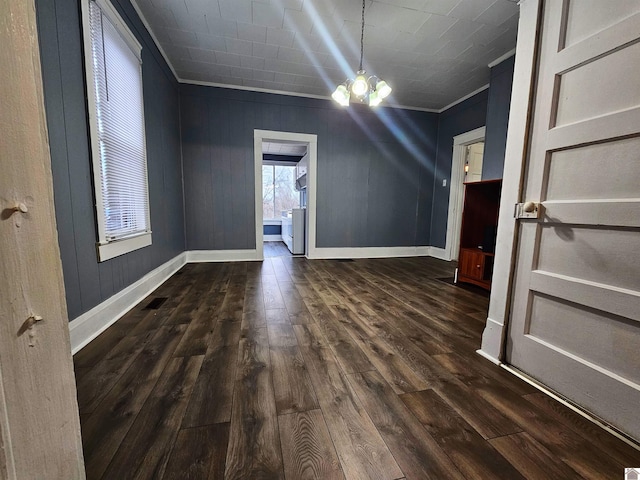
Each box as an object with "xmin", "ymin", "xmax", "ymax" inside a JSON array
[
  {"xmin": 264, "ymin": 241, "xmax": 292, "ymax": 258},
  {"xmin": 74, "ymin": 257, "xmax": 640, "ymax": 479}
]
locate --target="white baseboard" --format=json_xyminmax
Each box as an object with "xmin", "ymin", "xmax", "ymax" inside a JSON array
[
  {"xmin": 186, "ymin": 249, "xmax": 262, "ymax": 262},
  {"xmin": 69, "ymin": 252, "xmax": 187, "ymax": 354},
  {"xmin": 310, "ymin": 246, "xmax": 433, "ymax": 260},
  {"xmin": 263, "ymin": 235, "xmax": 282, "ymax": 241},
  {"xmin": 478, "ymin": 316, "xmax": 505, "ymax": 363},
  {"xmin": 476, "ymin": 348, "xmax": 501, "ymax": 365},
  {"xmin": 428, "ymin": 247, "xmax": 449, "ymax": 260}
]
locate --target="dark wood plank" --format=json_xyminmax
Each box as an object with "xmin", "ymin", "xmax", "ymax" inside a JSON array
[
  {"xmin": 225, "ymin": 327, "xmax": 284, "ymax": 479},
  {"xmin": 102, "ymin": 355, "xmax": 204, "ymax": 479},
  {"xmin": 401, "ymin": 388, "xmax": 526, "ymax": 479},
  {"xmin": 172, "ymin": 300, "xmax": 220, "ymax": 357},
  {"xmin": 162, "ymin": 423, "xmax": 230, "ymax": 480},
  {"xmin": 277, "ymin": 281, "xmax": 311, "ymax": 318},
  {"xmin": 265, "ymin": 308, "xmax": 290, "ymax": 325},
  {"xmin": 294, "ymin": 323, "xmax": 403, "ymax": 480},
  {"xmin": 347, "ymin": 371, "xmax": 463, "ymax": 479},
  {"xmin": 523, "ymin": 392, "xmax": 640, "ymax": 467},
  {"xmin": 278, "ymin": 410, "xmax": 344, "ymax": 480},
  {"xmin": 433, "ymin": 351, "xmax": 537, "ymax": 397},
  {"xmin": 73, "ymin": 320, "xmax": 129, "ymax": 369},
  {"xmin": 263, "ymin": 277, "xmax": 286, "ymax": 310},
  {"xmin": 478, "ymin": 383, "xmax": 627, "ymax": 479},
  {"xmin": 330, "ymin": 304, "xmax": 428, "ymax": 394},
  {"xmin": 270, "ymin": 346, "xmax": 319, "ymax": 415},
  {"xmin": 433, "ymin": 377, "xmax": 523, "ymax": 440},
  {"xmin": 489, "ymin": 432, "xmax": 583, "ymax": 480},
  {"xmin": 81, "ymin": 325, "xmax": 187, "ymax": 480},
  {"xmin": 267, "ymin": 323, "xmax": 297, "ymax": 348},
  {"xmin": 296, "ymin": 291, "xmax": 374, "ymax": 374},
  {"xmin": 181, "ymin": 319, "xmax": 241, "ymax": 428},
  {"xmin": 76, "ymin": 331, "xmax": 155, "ymax": 415}
]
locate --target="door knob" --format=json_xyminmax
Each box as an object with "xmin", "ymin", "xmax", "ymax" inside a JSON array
[{"xmin": 514, "ymin": 201, "xmax": 543, "ymax": 219}]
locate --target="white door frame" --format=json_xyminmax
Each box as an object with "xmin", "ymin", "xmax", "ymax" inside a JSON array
[
  {"xmin": 254, "ymin": 130, "xmax": 318, "ymax": 260},
  {"xmin": 444, "ymin": 126, "xmax": 486, "ymax": 261},
  {"xmin": 478, "ymin": 0, "xmax": 540, "ymax": 364}
]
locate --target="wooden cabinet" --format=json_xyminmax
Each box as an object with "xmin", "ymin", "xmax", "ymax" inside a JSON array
[{"xmin": 457, "ymin": 179, "xmax": 501, "ymax": 290}]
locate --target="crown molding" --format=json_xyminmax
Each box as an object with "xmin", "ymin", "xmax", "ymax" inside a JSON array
[{"xmin": 488, "ymin": 48, "xmax": 516, "ymax": 68}]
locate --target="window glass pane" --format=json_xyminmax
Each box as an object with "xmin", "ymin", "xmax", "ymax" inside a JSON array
[
  {"xmin": 262, "ymin": 164, "xmax": 299, "ymax": 220},
  {"xmin": 274, "ymin": 166, "xmax": 298, "ymax": 215},
  {"xmin": 262, "ymin": 165, "xmax": 274, "ymax": 219},
  {"xmin": 88, "ymin": 0, "xmax": 149, "ymax": 243}
]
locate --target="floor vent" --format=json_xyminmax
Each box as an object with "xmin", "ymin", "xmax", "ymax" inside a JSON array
[
  {"xmin": 335, "ymin": 259, "xmax": 354, "ymax": 262},
  {"xmin": 144, "ymin": 297, "xmax": 168, "ymax": 309}
]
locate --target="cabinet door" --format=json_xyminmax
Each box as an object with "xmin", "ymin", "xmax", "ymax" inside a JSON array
[{"xmin": 459, "ymin": 249, "xmax": 484, "ymax": 280}]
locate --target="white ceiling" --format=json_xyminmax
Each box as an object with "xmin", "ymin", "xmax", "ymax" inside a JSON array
[
  {"xmin": 262, "ymin": 141, "xmax": 307, "ymax": 155},
  {"xmin": 134, "ymin": 0, "xmax": 519, "ymax": 111}
]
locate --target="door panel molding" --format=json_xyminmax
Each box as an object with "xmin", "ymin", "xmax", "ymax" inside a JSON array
[{"xmin": 530, "ymin": 271, "xmax": 640, "ymax": 322}]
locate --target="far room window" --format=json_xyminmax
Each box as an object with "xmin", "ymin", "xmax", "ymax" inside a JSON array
[
  {"xmin": 82, "ymin": 0, "xmax": 151, "ymax": 261},
  {"xmin": 263, "ymin": 165, "xmax": 299, "ymax": 220}
]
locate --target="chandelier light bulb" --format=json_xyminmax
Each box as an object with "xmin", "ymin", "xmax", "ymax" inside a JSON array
[
  {"xmin": 351, "ymin": 72, "xmax": 369, "ymax": 97},
  {"xmin": 376, "ymin": 80, "xmax": 392, "ymax": 99},
  {"xmin": 369, "ymin": 91, "xmax": 381, "ymax": 107},
  {"xmin": 331, "ymin": 84, "xmax": 350, "ymax": 106}
]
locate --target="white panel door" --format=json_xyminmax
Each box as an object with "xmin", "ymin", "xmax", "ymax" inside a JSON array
[{"xmin": 506, "ymin": 0, "xmax": 640, "ymax": 441}]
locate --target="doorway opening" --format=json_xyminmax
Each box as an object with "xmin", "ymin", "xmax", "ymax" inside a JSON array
[
  {"xmin": 262, "ymin": 141, "xmax": 306, "ymax": 258},
  {"xmin": 253, "ymin": 130, "xmax": 318, "ymax": 260},
  {"xmin": 445, "ymin": 126, "xmax": 486, "ymax": 261}
]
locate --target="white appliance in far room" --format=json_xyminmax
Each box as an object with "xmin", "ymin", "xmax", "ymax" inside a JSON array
[{"xmin": 281, "ymin": 208, "xmax": 305, "ymax": 254}]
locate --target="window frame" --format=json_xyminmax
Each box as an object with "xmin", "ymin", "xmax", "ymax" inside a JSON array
[{"xmin": 81, "ymin": 0, "xmax": 152, "ymax": 262}]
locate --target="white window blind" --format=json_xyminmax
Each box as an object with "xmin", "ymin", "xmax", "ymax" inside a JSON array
[{"xmin": 87, "ymin": 0, "xmax": 150, "ymax": 249}]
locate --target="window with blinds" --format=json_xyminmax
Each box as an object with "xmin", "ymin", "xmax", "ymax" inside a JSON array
[{"xmin": 83, "ymin": 0, "xmax": 151, "ymax": 261}]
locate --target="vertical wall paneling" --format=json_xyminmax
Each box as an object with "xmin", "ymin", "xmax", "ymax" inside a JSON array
[{"xmin": 483, "ymin": 56, "xmax": 516, "ymax": 180}]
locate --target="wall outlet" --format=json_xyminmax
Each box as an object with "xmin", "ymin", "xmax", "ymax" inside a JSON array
[{"xmin": 442, "ymin": 179, "xmax": 447, "ymax": 187}]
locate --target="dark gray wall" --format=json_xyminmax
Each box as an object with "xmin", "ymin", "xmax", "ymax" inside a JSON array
[
  {"xmin": 180, "ymin": 85, "xmax": 439, "ymax": 250},
  {"xmin": 264, "ymin": 225, "xmax": 281, "ymax": 235},
  {"xmin": 430, "ymin": 90, "xmax": 489, "ymax": 248},
  {"xmin": 36, "ymin": 0, "xmax": 184, "ymax": 320},
  {"xmin": 483, "ymin": 56, "xmax": 515, "ymax": 180}
]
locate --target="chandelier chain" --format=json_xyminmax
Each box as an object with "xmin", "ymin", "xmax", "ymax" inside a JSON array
[{"xmin": 359, "ymin": 0, "xmax": 365, "ymax": 71}]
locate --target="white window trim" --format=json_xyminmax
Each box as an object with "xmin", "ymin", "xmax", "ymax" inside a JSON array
[{"xmin": 81, "ymin": 0, "xmax": 152, "ymax": 262}]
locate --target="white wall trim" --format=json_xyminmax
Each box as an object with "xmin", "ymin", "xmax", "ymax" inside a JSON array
[
  {"xmin": 488, "ymin": 48, "xmax": 517, "ymax": 68},
  {"xmin": 311, "ymin": 246, "xmax": 433, "ymax": 260},
  {"xmin": 476, "ymin": 347, "xmax": 501, "ymax": 365},
  {"xmin": 263, "ymin": 235, "xmax": 282, "ymax": 241},
  {"xmin": 477, "ymin": 316, "xmax": 505, "ymax": 362},
  {"xmin": 428, "ymin": 247, "xmax": 449, "ymax": 260},
  {"xmin": 444, "ymin": 126, "xmax": 486, "ymax": 261},
  {"xmin": 69, "ymin": 252, "xmax": 187, "ymax": 354},
  {"xmin": 186, "ymin": 249, "xmax": 261, "ymax": 263},
  {"xmin": 481, "ymin": 0, "xmax": 541, "ymax": 362},
  {"xmin": 438, "ymin": 84, "xmax": 490, "ymax": 113}
]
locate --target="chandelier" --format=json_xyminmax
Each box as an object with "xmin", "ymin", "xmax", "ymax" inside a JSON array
[{"xmin": 331, "ymin": 0, "xmax": 392, "ymax": 107}]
